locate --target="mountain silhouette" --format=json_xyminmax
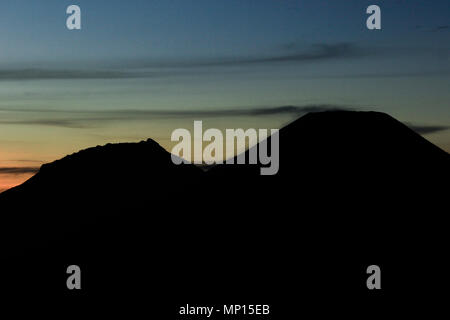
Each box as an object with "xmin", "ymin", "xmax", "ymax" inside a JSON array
[
  {"xmin": 210, "ymin": 110, "xmax": 449, "ymax": 178},
  {"xmin": 2, "ymin": 138, "xmax": 201, "ymax": 198},
  {"xmin": 2, "ymin": 111, "xmax": 447, "ymax": 201},
  {"xmin": 0, "ymin": 111, "xmax": 448, "ymax": 314}
]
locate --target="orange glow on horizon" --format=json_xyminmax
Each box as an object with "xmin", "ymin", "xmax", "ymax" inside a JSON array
[{"xmin": 0, "ymin": 173, "xmax": 35, "ymax": 193}]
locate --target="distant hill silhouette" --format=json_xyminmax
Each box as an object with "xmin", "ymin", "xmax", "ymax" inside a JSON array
[
  {"xmin": 2, "ymin": 138, "xmax": 201, "ymax": 198},
  {"xmin": 0, "ymin": 111, "xmax": 448, "ymax": 314}
]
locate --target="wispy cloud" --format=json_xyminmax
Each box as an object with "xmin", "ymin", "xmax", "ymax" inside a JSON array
[
  {"xmin": 408, "ymin": 124, "xmax": 449, "ymax": 135},
  {"xmin": 0, "ymin": 105, "xmax": 348, "ymax": 129},
  {"xmin": 432, "ymin": 25, "xmax": 449, "ymax": 32},
  {"xmin": 124, "ymin": 42, "xmax": 367, "ymax": 68},
  {"xmin": 196, "ymin": 43, "xmax": 365, "ymax": 66},
  {"xmin": 2, "ymin": 105, "xmax": 446, "ymax": 136},
  {"xmin": 2, "ymin": 159, "xmax": 43, "ymax": 163},
  {"xmin": 316, "ymin": 69, "xmax": 450, "ymax": 79},
  {"xmin": 0, "ymin": 43, "xmax": 367, "ymax": 81},
  {"xmin": 416, "ymin": 25, "xmax": 450, "ymax": 32},
  {"xmin": 0, "ymin": 167, "xmax": 39, "ymax": 175},
  {"xmin": 0, "ymin": 69, "xmax": 148, "ymax": 81},
  {"xmin": 0, "ymin": 119, "xmax": 93, "ymax": 129}
]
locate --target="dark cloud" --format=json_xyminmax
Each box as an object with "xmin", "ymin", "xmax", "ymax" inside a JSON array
[
  {"xmin": 108, "ymin": 42, "xmax": 367, "ymax": 69},
  {"xmin": 5, "ymin": 105, "xmax": 445, "ymax": 136},
  {"xmin": 2, "ymin": 105, "xmax": 448, "ymax": 138},
  {"xmin": 431, "ymin": 25, "xmax": 449, "ymax": 32},
  {"xmin": 144, "ymin": 104, "xmax": 348, "ymax": 117},
  {"xmin": 0, "ymin": 167, "xmax": 39, "ymax": 175},
  {"xmin": 317, "ymin": 69, "xmax": 450, "ymax": 79},
  {"xmin": 0, "ymin": 105, "xmax": 349, "ymax": 128},
  {"xmin": 0, "ymin": 69, "xmax": 148, "ymax": 81},
  {"xmin": 206, "ymin": 43, "xmax": 365, "ymax": 66},
  {"xmin": 248, "ymin": 105, "xmax": 349, "ymax": 115},
  {"xmin": 418, "ymin": 25, "xmax": 449, "ymax": 32},
  {"xmin": 6, "ymin": 159, "xmax": 43, "ymax": 163},
  {"xmin": 408, "ymin": 124, "xmax": 449, "ymax": 135},
  {"xmin": 0, "ymin": 119, "xmax": 92, "ymax": 129},
  {"xmin": 0, "ymin": 43, "xmax": 368, "ymax": 81}
]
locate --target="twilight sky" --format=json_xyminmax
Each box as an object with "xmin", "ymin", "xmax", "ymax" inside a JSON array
[{"xmin": 0, "ymin": 0, "xmax": 449, "ymax": 191}]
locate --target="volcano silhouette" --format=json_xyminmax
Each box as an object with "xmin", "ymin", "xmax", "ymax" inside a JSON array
[
  {"xmin": 210, "ymin": 110, "xmax": 449, "ymax": 177},
  {"xmin": 0, "ymin": 111, "xmax": 448, "ymax": 312}
]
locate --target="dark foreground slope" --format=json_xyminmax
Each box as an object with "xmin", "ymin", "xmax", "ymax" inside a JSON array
[{"xmin": 0, "ymin": 111, "xmax": 448, "ymax": 316}]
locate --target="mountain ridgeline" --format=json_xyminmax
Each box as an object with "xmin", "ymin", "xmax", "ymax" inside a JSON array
[
  {"xmin": 2, "ymin": 111, "xmax": 448, "ymax": 200},
  {"xmin": 0, "ymin": 111, "xmax": 448, "ymax": 313}
]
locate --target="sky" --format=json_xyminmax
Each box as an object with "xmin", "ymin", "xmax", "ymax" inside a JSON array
[{"xmin": 0, "ymin": 0, "xmax": 449, "ymax": 192}]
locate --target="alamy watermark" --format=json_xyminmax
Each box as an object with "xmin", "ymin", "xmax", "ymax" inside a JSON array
[
  {"xmin": 366, "ymin": 5, "xmax": 381, "ymax": 30},
  {"xmin": 66, "ymin": 5, "xmax": 81, "ymax": 30},
  {"xmin": 170, "ymin": 121, "xmax": 279, "ymax": 175}
]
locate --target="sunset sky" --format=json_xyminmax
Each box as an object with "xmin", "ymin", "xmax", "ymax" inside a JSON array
[{"xmin": 1, "ymin": 0, "xmax": 449, "ymax": 192}]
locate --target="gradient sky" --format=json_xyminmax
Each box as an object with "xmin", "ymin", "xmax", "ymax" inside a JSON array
[{"xmin": 0, "ymin": 0, "xmax": 449, "ymax": 191}]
